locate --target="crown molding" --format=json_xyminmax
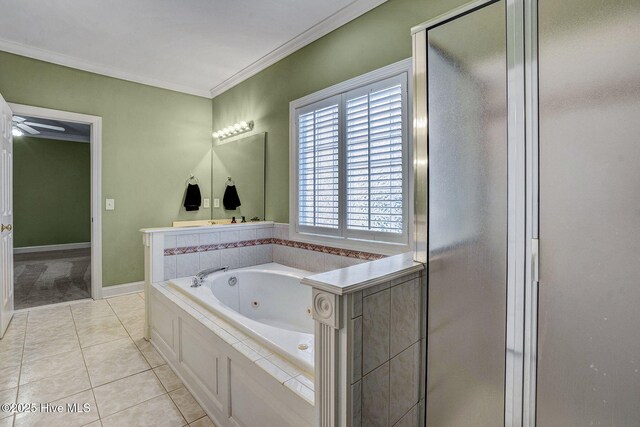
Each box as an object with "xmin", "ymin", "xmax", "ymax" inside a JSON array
[
  {"xmin": 0, "ymin": 38, "xmax": 211, "ymax": 98},
  {"xmin": 0, "ymin": 0, "xmax": 387, "ymax": 100},
  {"xmin": 209, "ymin": 0, "xmax": 388, "ymax": 98}
]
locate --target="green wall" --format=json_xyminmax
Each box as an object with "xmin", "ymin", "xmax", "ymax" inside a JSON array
[
  {"xmin": 211, "ymin": 0, "xmax": 468, "ymax": 222},
  {"xmin": 14, "ymin": 137, "xmax": 90, "ymax": 247},
  {"xmin": 0, "ymin": 0, "xmax": 468, "ymax": 285},
  {"xmin": 0, "ymin": 51, "xmax": 212, "ymax": 287}
]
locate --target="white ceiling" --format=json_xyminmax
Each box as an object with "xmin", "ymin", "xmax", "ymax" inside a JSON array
[{"xmin": 0, "ymin": 0, "xmax": 386, "ymax": 98}]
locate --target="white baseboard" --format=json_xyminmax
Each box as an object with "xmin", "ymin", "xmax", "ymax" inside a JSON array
[
  {"xmin": 14, "ymin": 242, "xmax": 91, "ymax": 254},
  {"xmin": 101, "ymin": 281, "xmax": 145, "ymax": 298}
]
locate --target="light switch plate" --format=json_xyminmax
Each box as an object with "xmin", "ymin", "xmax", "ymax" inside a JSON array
[
  {"xmin": 213, "ymin": 198, "xmax": 220, "ymax": 208},
  {"xmin": 203, "ymin": 198, "xmax": 210, "ymax": 208},
  {"xmin": 105, "ymin": 199, "xmax": 115, "ymax": 211}
]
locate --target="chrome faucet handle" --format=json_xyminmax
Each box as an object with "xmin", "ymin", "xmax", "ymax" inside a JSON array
[{"xmin": 190, "ymin": 265, "xmax": 229, "ymax": 288}]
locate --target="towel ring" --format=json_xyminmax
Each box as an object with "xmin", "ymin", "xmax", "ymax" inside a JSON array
[
  {"xmin": 186, "ymin": 174, "xmax": 199, "ymax": 186},
  {"xmin": 226, "ymin": 176, "xmax": 235, "ymax": 186}
]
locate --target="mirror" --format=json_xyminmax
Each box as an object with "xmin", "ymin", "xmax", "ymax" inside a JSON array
[{"xmin": 211, "ymin": 132, "xmax": 265, "ymax": 221}]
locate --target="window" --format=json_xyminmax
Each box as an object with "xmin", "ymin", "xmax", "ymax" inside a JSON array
[
  {"xmin": 298, "ymin": 99, "xmax": 340, "ymax": 230},
  {"xmin": 290, "ymin": 61, "xmax": 411, "ymax": 251}
]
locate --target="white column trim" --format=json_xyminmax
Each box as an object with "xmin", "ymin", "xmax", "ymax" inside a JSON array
[
  {"xmin": 312, "ymin": 289, "xmax": 341, "ymax": 328},
  {"xmin": 312, "ymin": 289, "xmax": 342, "ymax": 426}
]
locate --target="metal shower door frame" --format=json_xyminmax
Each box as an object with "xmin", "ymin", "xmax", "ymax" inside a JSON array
[{"xmin": 522, "ymin": 0, "xmax": 539, "ymax": 425}]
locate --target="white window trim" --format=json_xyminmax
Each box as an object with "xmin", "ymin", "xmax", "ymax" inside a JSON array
[{"xmin": 289, "ymin": 58, "xmax": 414, "ymax": 255}]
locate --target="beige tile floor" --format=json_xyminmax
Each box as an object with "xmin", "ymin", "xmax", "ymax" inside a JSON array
[{"xmin": 0, "ymin": 293, "xmax": 217, "ymax": 427}]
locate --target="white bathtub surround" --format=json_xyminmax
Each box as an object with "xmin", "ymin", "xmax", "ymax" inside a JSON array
[
  {"xmin": 142, "ymin": 223, "xmax": 387, "ymax": 336},
  {"xmin": 142, "ymin": 222, "xmax": 276, "ymax": 338},
  {"xmin": 154, "ymin": 222, "xmax": 383, "ymax": 282},
  {"xmin": 271, "ymin": 223, "xmax": 386, "ymax": 273},
  {"xmin": 160, "ymin": 223, "xmax": 276, "ymax": 280},
  {"xmin": 169, "ymin": 263, "xmax": 314, "ymax": 373},
  {"xmin": 272, "ymin": 243, "xmax": 365, "ymax": 273},
  {"xmin": 149, "ymin": 279, "xmax": 315, "ymax": 426},
  {"xmin": 302, "ymin": 252, "xmax": 426, "ymax": 427},
  {"xmin": 140, "ymin": 222, "xmax": 420, "ymax": 427}
]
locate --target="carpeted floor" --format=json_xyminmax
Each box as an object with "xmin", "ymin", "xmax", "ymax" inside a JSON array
[{"xmin": 14, "ymin": 248, "xmax": 91, "ymax": 309}]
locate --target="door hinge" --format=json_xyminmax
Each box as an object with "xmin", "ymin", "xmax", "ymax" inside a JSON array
[{"xmin": 532, "ymin": 238, "xmax": 539, "ymax": 282}]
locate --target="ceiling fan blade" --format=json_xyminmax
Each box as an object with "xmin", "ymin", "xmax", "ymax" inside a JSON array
[
  {"xmin": 17, "ymin": 124, "xmax": 39, "ymax": 135},
  {"xmin": 12, "ymin": 116, "xmax": 26, "ymax": 123},
  {"xmin": 23, "ymin": 121, "xmax": 65, "ymax": 132}
]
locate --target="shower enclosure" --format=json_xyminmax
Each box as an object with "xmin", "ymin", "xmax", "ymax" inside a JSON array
[{"xmin": 413, "ymin": 0, "xmax": 640, "ymax": 425}]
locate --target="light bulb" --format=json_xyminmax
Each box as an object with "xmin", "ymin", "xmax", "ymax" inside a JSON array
[
  {"xmin": 214, "ymin": 120, "xmax": 253, "ymax": 139},
  {"xmin": 12, "ymin": 128, "xmax": 23, "ymax": 137}
]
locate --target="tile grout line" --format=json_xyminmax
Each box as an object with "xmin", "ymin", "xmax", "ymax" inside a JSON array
[
  {"xmin": 166, "ymin": 387, "xmax": 194, "ymax": 425},
  {"xmin": 11, "ymin": 299, "xmax": 192, "ymax": 427},
  {"xmin": 106, "ymin": 295, "xmax": 157, "ymax": 363},
  {"xmin": 15, "ymin": 306, "xmax": 84, "ymax": 424},
  {"xmin": 102, "ymin": 294, "xmax": 154, "ymax": 370},
  {"xmin": 98, "ymin": 389, "xmax": 174, "ymax": 423},
  {"xmin": 100, "ymin": 294, "xmax": 189, "ymax": 424},
  {"xmin": 77, "ymin": 296, "xmax": 168, "ymax": 424},
  {"xmin": 106, "ymin": 293, "xmax": 174, "ymax": 392},
  {"xmin": 114, "ymin": 293, "xmax": 202, "ymax": 425},
  {"xmin": 190, "ymin": 415, "xmax": 209, "ymax": 426},
  {"xmin": 70, "ymin": 303, "xmax": 102, "ymax": 423},
  {"xmin": 12, "ymin": 312, "xmax": 29, "ymax": 427},
  {"xmin": 152, "ymin": 367, "xmax": 172, "ymax": 394},
  {"xmin": 76, "ymin": 316, "xmax": 135, "ymax": 352},
  {"xmin": 18, "ymin": 312, "xmax": 74, "ymax": 372}
]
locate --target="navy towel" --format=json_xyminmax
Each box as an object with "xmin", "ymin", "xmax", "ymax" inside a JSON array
[
  {"xmin": 223, "ymin": 185, "xmax": 241, "ymax": 210},
  {"xmin": 184, "ymin": 184, "xmax": 201, "ymax": 211}
]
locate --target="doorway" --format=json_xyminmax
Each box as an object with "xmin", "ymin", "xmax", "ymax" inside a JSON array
[{"xmin": 9, "ymin": 104, "xmax": 102, "ymax": 309}]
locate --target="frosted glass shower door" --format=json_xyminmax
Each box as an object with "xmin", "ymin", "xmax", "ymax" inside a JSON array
[
  {"xmin": 425, "ymin": 1, "xmax": 508, "ymax": 426},
  {"xmin": 537, "ymin": 0, "xmax": 640, "ymax": 424}
]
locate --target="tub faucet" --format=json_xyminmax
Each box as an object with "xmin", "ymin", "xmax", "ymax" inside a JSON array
[{"xmin": 191, "ymin": 266, "xmax": 229, "ymax": 287}]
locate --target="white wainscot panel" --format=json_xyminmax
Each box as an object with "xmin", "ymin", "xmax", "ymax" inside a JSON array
[
  {"xmin": 178, "ymin": 315, "xmax": 226, "ymax": 414},
  {"xmin": 228, "ymin": 357, "xmax": 313, "ymax": 427},
  {"xmin": 150, "ymin": 291, "xmax": 177, "ymax": 361},
  {"xmin": 149, "ymin": 286, "xmax": 313, "ymax": 427}
]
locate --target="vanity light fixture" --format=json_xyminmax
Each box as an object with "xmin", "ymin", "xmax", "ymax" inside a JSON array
[{"xmin": 212, "ymin": 121, "xmax": 253, "ymax": 140}]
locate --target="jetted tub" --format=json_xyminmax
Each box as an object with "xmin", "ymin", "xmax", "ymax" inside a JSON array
[{"xmin": 169, "ymin": 263, "xmax": 314, "ymax": 373}]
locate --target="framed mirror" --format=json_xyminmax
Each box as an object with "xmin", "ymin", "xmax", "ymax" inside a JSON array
[{"xmin": 211, "ymin": 132, "xmax": 266, "ymax": 221}]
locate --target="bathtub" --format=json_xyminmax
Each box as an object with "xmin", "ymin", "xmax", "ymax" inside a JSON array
[{"xmin": 168, "ymin": 263, "xmax": 314, "ymax": 373}]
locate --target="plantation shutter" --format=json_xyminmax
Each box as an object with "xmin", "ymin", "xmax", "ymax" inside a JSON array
[
  {"xmin": 345, "ymin": 77, "xmax": 405, "ymax": 235},
  {"xmin": 297, "ymin": 99, "xmax": 340, "ymax": 230}
]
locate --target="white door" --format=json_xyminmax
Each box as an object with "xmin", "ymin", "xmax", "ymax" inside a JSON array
[{"xmin": 0, "ymin": 94, "xmax": 13, "ymax": 338}]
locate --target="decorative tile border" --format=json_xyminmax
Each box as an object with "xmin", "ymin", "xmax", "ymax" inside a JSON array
[
  {"xmin": 275, "ymin": 239, "xmax": 385, "ymax": 261},
  {"xmin": 164, "ymin": 238, "xmax": 272, "ymax": 256},
  {"xmin": 164, "ymin": 238, "xmax": 385, "ymax": 261}
]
